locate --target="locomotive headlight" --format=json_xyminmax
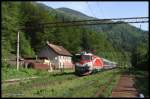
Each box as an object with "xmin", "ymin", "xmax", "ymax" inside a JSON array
[
  {"xmin": 84, "ymin": 64, "xmax": 92, "ymax": 71},
  {"xmin": 85, "ymin": 64, "xmax": 91, "ymax": 69},
  {"xmin": 86, "ymin": 63, "xmax": 92, "ymax": 70},
  {"xmin": 75, "ymin": 63, "xmax": 80, "ymax": 66},
  {"xmin": 85, "ymin": 64, "xmax": 89, "ymax": 67}
]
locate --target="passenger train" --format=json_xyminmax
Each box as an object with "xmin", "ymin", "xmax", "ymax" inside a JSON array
[{"xmin": 74, "ymin": 51, "xmax": 117, "ymax": 75}]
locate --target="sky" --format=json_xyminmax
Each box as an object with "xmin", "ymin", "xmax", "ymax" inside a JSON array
[{"xmin": 38, "ymin": 1, "xmax": 148, "ymax": 31}]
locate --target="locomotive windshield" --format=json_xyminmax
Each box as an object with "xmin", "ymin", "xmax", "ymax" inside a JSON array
[
  {"xmin": 74, "ymin": 55, "xmax": 91, "ymax": 62},
  {"xmin": 82, "ymin": 55, "xmax": 91, "ymax": 60}
]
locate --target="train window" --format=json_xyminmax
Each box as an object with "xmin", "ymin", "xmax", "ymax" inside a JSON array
[
  {"xmin": 104, "ymin": 61, "xmax": 108, "ymax": 65},
  {"xmin": 82, "ymin": 55, "xmax": 91, "ymax": 60}
]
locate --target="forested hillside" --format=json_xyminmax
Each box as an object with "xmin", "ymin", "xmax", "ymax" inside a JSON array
[{"xmin": 2, "ymin": 2, "xmax": 148, "ymax": 69}]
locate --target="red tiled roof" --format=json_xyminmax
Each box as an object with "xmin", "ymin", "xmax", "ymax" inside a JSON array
[{"xmin": 47, "ymin": 43, "xmax": 72, "ymax": 56}]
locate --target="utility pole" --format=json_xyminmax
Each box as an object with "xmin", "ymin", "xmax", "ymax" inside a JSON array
[{"xmin": 17, "ymin": 32, "xmax": 19, "ymax": 70}]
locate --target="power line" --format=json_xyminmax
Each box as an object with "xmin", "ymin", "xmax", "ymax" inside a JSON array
[
  {"xmin": 86, "ymin": 2, "xmax": 97, "ymax": 18},
  {"xmin": 37, "ymin": 17, "xmax": 148, "ymax": 24},
  {"xmin": 24, "ymin": 21, "xmax": 148, "ymax": 29},
  {"xmin": 97, "ymin": 2, "xmax": 105, "ymax": 18},
  {"xmin": 20, "ymin": 17, "xmax": 148, "ymax": 29}
]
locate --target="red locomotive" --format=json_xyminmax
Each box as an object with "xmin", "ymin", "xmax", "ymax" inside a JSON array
[{"xmin": 74, "ymin": 51, "xmax": 117, "ymax": 75}]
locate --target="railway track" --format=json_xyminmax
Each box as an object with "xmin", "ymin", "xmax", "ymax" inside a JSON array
[
  {"xmin": 2, "ymin": 68, "xmax": 119, "ymax": 97},
  {"xmin": 29, "ymin": 74, "xmax": 81, "ymax": 89},
  {"xmin": 2, "ymin": 72, "xmax": 76, "ymax": 84},
  {"xmin": 2, "ymin": 77, "xmax": 38, "ymax": 85},
  {"xmin": 66, "ymin": 69, "xmax": 119, "ymax": 97},
  {"xmin": 95, "ymin": 74, "xmax": 117, "ymax": 97},
  {"xmin": 2, "ymin": 73, "xmax": 80, "ymax": 97},
  {"xmin": 2, "ymin": 72, "xmax": 79, "ymax": 91},
  {"xmin": 2, "ymin": 65, "xmax": 117, "ymax": 84},
  {"xmin": 2, "ymin": 68, "xmax": 116, "ymax": 85}
]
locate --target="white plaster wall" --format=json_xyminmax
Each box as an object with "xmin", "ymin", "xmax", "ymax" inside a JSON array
[
  {"xmin": 38, "ymin": 45, "xmax": 73, "ymax": 69},
  {"xmin": 38, "ymin": 46, "xmax": 59, "ymax": 68}
]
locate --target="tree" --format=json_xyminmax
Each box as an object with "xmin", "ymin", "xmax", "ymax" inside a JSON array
[{"xmin": 2, "ymin": 2, "xmax": 20, "ymax": 58}]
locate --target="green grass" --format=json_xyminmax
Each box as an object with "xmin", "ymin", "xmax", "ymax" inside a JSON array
[
  {"xmin": 2, "ymin": 67, "xmax": 46, "ymax": 80},
  {"xmin": 128, "ymin": 67, "xmax": 149, "ymax": 97},
  {"xmin": 2, "ymin": 67, "xmax": 35, "ymax": 80},
  {"xmin": 2, "ymin": 68, "xmax": 121, "ymax": 98},
  {"xmin": 100, "ymin": 74, "xmax": 120, "ymax": 97},
  {"xmin": 119, "ymin": 67, "xmax": 149, "ymax": 98},
  {"xmin": 2, "ymin": 64, "xmax": 148, "ymax": 98},
  {"xmin": 2, "ymin": 69, "xmax": 77, "ymax": 96},
  {"xmin": 2, "ymin": 66, "xmax": 74, "ymax": 80}
]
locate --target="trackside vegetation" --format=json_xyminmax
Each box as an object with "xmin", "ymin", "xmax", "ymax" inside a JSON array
[
  {"xmin": 2, "ymin": 69, "xmax": 121, "ymax": 97},
  {"xmin": 1, "ymin": 2, "xmax": 149, "ymax": 98}
]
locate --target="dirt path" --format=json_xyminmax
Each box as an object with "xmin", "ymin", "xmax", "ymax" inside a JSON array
[{"xmin": 111, "ymin": 74, "xmax": 139, "ymax": 98}]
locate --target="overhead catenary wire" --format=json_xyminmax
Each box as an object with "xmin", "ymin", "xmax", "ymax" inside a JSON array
[
  {"xmin": 97, "ymin": 2, "xmax": 105, "ymax": 18},
  {"xmin": 33, "ymin": 17, "xmax": 148, "ymax": 25},
  {"xmin": 86, "ymin": 2, "xmax": 97, "ymax": 18},
  {"xmin": 19, "ymin": 17, "xmax": 148, "ymax": 29}
]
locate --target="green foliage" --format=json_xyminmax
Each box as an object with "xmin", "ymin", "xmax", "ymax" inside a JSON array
[
  {"xmin": 20, "ymin": 32, "xmax": 35, "ymax": 57},
  {"xmin": 2, "ymin": 2, "xmax": 20, "ymax": 58},
  {"xmin": 2, "ymin": 69, "xmax": 120, "ymax": 97},
  {"xmin": 127, "ymin": 67, "xmax": 149, "ymax": 97},
  {"xmin": 2, "ymin": 2, "xmax": 148, "ymax": 68},
  {"xmin": 2, "ymin": 66, "xmax": 36, "ymax": 80},
  {"xmin": 2, "ymin": 2, "xmax": 35, "ymax": 58}
]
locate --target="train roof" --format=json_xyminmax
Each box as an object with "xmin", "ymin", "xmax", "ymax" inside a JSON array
[
  {"xmin": 84, "ymin": 53, "xmax": 93, "ymax": 55},
  {"xmin": 75, "ymin": 52, "xmax": 93, "ymax": 56},
  {"xmin": 102, "ymin": 58, "xmax": 117, "ymax": 64}
]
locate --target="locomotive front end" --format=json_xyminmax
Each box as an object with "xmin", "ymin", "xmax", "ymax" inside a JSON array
[{"xmin": 74, "ymin": 53, "xmax": 93, "ymax": 75}]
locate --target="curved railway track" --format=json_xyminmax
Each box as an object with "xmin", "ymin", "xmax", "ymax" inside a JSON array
[
  {"xmin": 2, "ymin": 68, "xmax": 119, "ymax": 97},
  {"xmin": 2, "ymin": 77, "xmax": 38, "ymax": 84},
  {"xmin": 95, "ymin": 73, "xmax": 118, "ymax": 97},
  {"xmin": 2, "ymin": 67, "xmax": 116, "ymax": 85}
]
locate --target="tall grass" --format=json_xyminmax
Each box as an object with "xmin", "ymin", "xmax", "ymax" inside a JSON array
[
  {"xmin": 2, "ymin": 68, "xmax": 121, "ymax": 97},
  {"xmin": 2, "ymin": 65, "xmax": 74, "ymax": 80},
  {"xmin": 129, "ymin": 67, "xmax": 149, "ymax": 97}
]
